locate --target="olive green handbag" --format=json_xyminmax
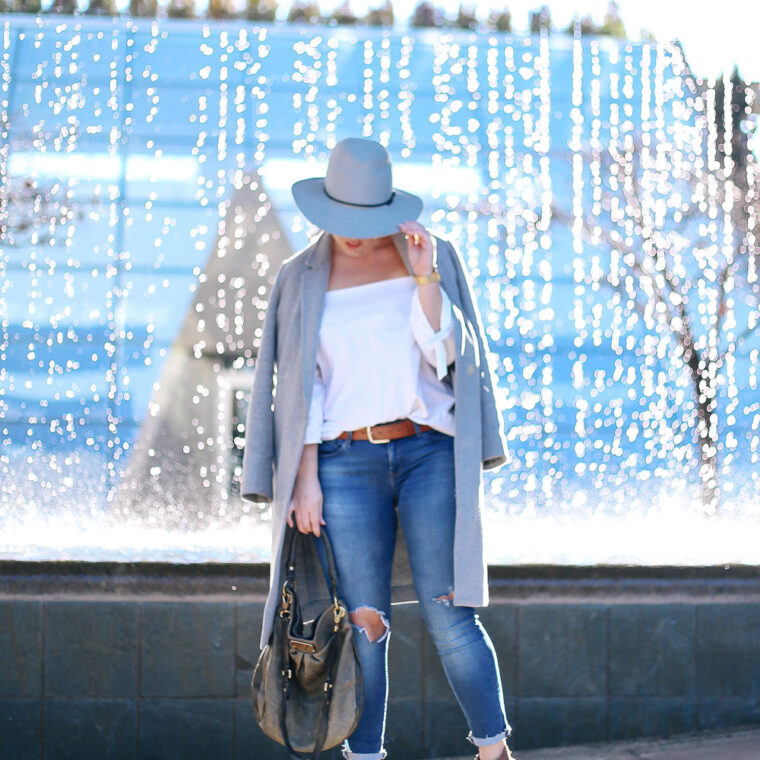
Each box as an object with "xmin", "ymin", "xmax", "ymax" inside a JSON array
[{"xmin": 251, "ymin": 525, "xmax": 364, "ymax": 759}]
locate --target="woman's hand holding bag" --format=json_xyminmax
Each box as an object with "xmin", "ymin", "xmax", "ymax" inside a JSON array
[{"xmin": 288, "ymin": 447, "xmax": 326, "ymax": 538}]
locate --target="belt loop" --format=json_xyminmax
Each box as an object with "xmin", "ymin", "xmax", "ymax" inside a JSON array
[
  {"xmin": 411, "ymin": 420, "xmax": 421, "ymax": 436},
  {"xmin": 346, "ymin": 430, "xmax": 353, "ymax": 444}
]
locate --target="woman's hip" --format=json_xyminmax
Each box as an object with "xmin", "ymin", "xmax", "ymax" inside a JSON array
[{"xmin": 316, "ymin": 426, "xmax": 454, "ymax": 484}]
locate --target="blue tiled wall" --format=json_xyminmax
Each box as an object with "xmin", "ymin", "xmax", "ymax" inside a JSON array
[{"xmin": 2, "ymin": 591, "xmax": 759, "ymax": 759}]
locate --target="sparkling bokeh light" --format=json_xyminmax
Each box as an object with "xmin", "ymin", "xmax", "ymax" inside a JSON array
[{"xmin": 1, "ymin": 16, "xmax": 758, "ymax": 564}]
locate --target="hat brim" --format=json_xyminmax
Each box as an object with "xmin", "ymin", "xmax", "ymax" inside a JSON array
[{"xmin": 291, "ymin": 177, "xmax": 423, "ymax": 238}]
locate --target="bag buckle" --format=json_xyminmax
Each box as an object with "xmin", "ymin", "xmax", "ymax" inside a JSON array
[
  {"xmin": 333, "ymin": 600, "xmax": 345, "ymax": 630},
  {"xmin": 366, "ymin": 425, "xmax": 390, "ymax": 444},
  {"xmin": 289, "ymin": 639, "xmax": 317, "ymax": 653},
  {"xmin": 280, "ymin": 582, "xmax": 293, "ymax": 617}
]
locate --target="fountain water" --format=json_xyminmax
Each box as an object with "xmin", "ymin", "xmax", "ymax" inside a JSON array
[{"xmin": 1, "ymin": 16, "xmax": 758, "ymax": 564}]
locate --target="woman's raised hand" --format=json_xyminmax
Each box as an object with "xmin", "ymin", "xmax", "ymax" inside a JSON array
[
  {"xmin": 288, "ymin": 444, "xmax": 326, "ymax": 537},
  {"xmin": 398, "ymin": 220, "xmax": 434, "ymax": 276}
]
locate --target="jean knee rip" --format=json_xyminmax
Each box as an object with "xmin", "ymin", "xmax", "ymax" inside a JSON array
[
  {"xmin": 349, "ymin": 605, "xmax": 390, "ymax": 644},
  {"xmin": 433, "ymin": 586, "xmax": 455, "ymax": 606}
]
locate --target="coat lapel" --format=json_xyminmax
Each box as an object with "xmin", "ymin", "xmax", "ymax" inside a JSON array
[{"xmin": 301, "ymin": 232, "xmax": 332, "ymax": 405}]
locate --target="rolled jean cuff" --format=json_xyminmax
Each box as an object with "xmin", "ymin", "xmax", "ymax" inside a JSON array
[
  {"xmin": 466, "ymin": 725, "xmax": 512, "ymax": 746},
  {"xmin": 340, "ymin": 746, "xmax": 387, "ymax": 760}
]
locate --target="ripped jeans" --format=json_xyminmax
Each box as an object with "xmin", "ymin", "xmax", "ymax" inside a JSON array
[{"xmin": 313, "ymin": 423, "xmax": 512, "ymax": 760}]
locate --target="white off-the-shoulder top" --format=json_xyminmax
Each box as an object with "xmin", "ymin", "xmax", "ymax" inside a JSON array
[{"xmin": 303, "ymin": 275, "xmax": 456, "ymax": 444}]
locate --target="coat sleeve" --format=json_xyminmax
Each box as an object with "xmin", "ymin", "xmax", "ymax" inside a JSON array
[
  {"xmin": 240, "ymin": 265, "xmax": 284, "ymax": 503},
  {"xmin": 443, "ymin": 238, "xmax": 508, "ymax": 470}
]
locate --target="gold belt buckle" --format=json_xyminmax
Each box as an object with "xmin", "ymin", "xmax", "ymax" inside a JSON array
[{"xmin": 366, "ymin": 424, "xmax": 391, "ymax": 444}]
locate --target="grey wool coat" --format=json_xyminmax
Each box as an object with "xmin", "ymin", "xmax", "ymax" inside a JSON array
[{"xmin": 241, "ymin": 230, "xmax": 508, "ymax": 651}]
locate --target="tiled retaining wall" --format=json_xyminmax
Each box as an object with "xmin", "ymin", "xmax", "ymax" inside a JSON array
[{"xmin": 1, "ymin": 563, "xmax": 759, "ymax": 759}]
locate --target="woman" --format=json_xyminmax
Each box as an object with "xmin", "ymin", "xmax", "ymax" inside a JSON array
[{"xmin": 241, "ymin": 137, "xmax": 516, "ymax": 760}]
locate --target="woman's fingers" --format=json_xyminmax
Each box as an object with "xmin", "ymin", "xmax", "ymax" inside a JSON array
[
  {"xmin": 292, "ymin": 501, "xmax": 306, "ymax": 534},
  {"xmin": 291, "ymin": 500, "xmax": 325, "ymax": 535},
  {"xmin": 295, "ymin": 506, "xmax": 306, "ymax": 533},
  {"xmin": 398, "ymin": 221, "xmax": 432, "ymax": 260},
  {"xmin": 310, "ymin": 500, "xmax": 325, "ymax": 536},
  {"xmin": 399, "ymin": 220, "xmax": 426, "ymax": 238}
]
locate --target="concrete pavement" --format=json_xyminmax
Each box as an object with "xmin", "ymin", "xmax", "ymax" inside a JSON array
[{"xmin": 433, "ymin": 725, "xmax": 760, "ymax": 760}]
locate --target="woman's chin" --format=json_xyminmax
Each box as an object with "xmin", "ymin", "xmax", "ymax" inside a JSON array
[{"xmin": 334, "ymin": 233, "xmax": 394, "ymax": 257}]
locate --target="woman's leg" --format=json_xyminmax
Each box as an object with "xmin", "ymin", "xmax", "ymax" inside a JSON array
[
  {"xmin": 393, "ymin": 428, "xmax": 513, "ymax": 753},
  {"xmin": 313, "ymin": 437, "xmax": 396, "ymax": 760}
]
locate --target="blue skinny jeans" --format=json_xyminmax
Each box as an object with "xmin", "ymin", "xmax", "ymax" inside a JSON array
[{"xmin": 312, "ymin": 423, "xmax": 512, "ymax": 760}]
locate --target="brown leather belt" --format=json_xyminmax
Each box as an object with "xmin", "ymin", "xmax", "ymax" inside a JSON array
[{"xmin": 337, "ymin": 418, "xmax": 431, "ymax": 443}]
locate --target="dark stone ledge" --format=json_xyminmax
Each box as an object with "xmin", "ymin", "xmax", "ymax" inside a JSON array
[
  {"xmin": 0, "ymin": 561, "xmax": 270, "ymax": 597},
  {"xmin": 487, "ymin": 563, "xmax": 760, "ymax": 599},
  {"xmin": 1, "ymin": 561, "xmax": 759, "ymax": 600}
]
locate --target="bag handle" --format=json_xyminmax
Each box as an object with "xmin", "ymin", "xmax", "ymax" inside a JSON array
[{"xmin": 283, "ymin": 524, "xmax": 341, "ymax": 607}]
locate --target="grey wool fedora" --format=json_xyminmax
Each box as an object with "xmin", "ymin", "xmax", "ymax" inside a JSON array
[{"xmin": 291, "ymin": 137, "xmax": 424, "ymax": 238}]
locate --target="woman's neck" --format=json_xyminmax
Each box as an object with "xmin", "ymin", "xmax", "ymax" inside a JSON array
[{"xmin": 327, "ymin": 234, "xmax": 410, "ymax": 290}]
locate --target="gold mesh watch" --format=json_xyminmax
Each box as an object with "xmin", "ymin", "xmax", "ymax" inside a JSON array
[{"xmin": 413, "ymin": 264, "xmax": 440, "ymax": 285}]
